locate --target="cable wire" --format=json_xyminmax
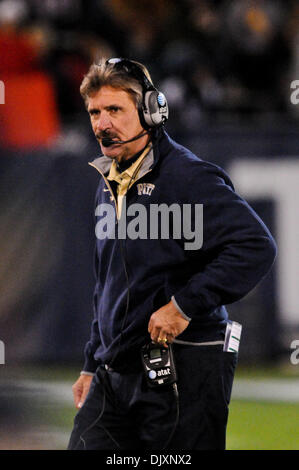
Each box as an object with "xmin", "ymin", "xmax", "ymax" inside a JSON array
[{"xmin": 162, "ymin": 382, "xmax": 180, "ymax": 450}]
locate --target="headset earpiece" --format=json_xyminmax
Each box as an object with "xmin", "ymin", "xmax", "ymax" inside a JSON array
[
  {"xmin": 142, "ymin": 90, "xmax": 168, "ymax": 129},
  {"xmin": 106, "ymin": 58, "xmax": 169, "ymax": 130}
]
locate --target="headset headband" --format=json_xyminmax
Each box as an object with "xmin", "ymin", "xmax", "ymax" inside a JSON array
[{"xmin": 106, "ymin": 58, "xmax": 155, "ymax": 93}]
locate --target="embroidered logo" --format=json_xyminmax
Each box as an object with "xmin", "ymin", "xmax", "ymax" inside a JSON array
[{"xmin": 137, "ymin": 183, "xmax": 155, "ymax": 196}]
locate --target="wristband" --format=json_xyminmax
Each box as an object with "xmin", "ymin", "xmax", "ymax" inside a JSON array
[{"xmin": 80, "ymin": 370, "xmax": 95, "ymax": 376}]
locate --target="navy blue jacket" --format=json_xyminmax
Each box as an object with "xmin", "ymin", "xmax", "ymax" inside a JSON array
[{"xmin": 83, "ymin": 130, "xmax": 277, "ymax": 372}]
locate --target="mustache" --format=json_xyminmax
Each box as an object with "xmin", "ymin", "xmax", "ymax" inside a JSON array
[{"xmin": 95, "ymin": 131, "xmax": 118, "ymax": 141}]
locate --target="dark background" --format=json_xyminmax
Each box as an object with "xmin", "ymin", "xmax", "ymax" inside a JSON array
[{"xmin": 0, "ymin": 0, "xmax": 298, "ymax": 368}]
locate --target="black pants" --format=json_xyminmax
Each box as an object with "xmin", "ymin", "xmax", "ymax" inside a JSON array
[{"xmin": 68, "ymin": 344, "xmax": 237, "ymax": 450}]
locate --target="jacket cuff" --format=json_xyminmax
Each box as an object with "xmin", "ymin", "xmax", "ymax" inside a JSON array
[
  {"xmin": 171, "ymin": 295, "xmax": 192, "ymax": 321},
  {"xmin": 82, "ymin": 356, "xmax": 99, "ymax": 374}
]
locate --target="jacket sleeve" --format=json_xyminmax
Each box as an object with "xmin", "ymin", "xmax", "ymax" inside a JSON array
[
  {"xmin": 82, "ymin": 247, "xmax": 102, "ymax": 373},
  {"xmin": 173, "ymin": 161, "xmax": 277, "ymax": 319}
]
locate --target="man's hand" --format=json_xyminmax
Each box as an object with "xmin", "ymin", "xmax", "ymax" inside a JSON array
[
  {"xmin": 148, "ymin": 301, "xmax": 189, "ymax": 345},
  {"xmin": 72, "ymin": 374, "xmax": 93, "ymax": 409}
]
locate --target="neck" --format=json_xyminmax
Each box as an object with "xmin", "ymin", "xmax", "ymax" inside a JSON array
[
  {"xmin": 116, "ymin": 141, "xmax": 150, "ymax": 172},
  {"xmin": 116, "ymin": 132, "xmax": 151, "ymax": 163}
]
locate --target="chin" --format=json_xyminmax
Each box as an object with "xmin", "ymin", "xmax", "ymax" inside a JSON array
[
  {"xmin": 101, "ymin": 145, "xmax": 123, "ymax": 160},
  {"xmin": 100, "ymin": 142, "xmax": 114, "ymax": 154},
  {"xmin": 105, "ymin": 143, "xmax": 131, "ymax": 158}
]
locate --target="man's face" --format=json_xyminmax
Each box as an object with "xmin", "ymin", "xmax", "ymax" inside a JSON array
[{"xmin": 87, "ymin": 86, "xmax": 148, "ymax": 161}]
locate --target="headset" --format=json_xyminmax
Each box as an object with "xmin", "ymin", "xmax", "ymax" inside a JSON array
[{"xmin": 106, "ymin": 57, "xmax": 169, "ymax": 130}]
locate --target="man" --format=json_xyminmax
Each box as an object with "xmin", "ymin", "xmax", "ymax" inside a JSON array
[{"xmin": 68, "ymin": 58, "xmax": 276, "ymax": 450}]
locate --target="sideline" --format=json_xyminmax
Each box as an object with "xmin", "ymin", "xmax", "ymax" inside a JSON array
[
  {"xmin": 2, "ymin": 377, "xmax": 299, "ymax": 404},
  {"xmin": 232, "ymin": 378, "xmax": 299, "ymax": 402}
]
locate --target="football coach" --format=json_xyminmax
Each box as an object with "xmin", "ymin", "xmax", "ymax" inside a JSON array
[{"xmin": 67, "ymin": 58, "xmax": 277, "ymax": 450}]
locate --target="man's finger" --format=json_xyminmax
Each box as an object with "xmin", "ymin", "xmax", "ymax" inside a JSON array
[
  {"xmin": 166, "ymin": 333, "xmax": 175, "ymax": 344},
  {"xmin": 72, "ymin": 386, "xmax": 82, "ymax": 408},
  {"xmin": 77, "ymin": 390, "xmax": 87, "ymax": 409},
  {"xmin": 149, "ymin": 321, "xmax": 161, "ymax": 341},
  {"xmin": 148, "ymin": 317, "xmax": 152, "ymax": 333},
  {"xmin": 78, "ymin": 383, "xmax": 91, "ymax": 408}
]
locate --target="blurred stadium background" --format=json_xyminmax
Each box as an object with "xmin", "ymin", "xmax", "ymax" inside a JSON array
[{"xmin": 0, "ymin": 0, "xmax": 299, "ymax": 450}]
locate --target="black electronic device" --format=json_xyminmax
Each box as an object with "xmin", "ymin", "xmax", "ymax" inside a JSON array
[
  {"xmin": 141, "ymin": 342, "xmax": 177, "ymax": 388},
  {"xmin": 106, "ymin": 58, "xmax": 169, "ymax": 129}
]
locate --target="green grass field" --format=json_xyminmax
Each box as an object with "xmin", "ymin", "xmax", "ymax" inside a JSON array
[
  {"xmin": 227, "ymin": 400, "xmax": 299, "ymax": 450},
  {"xmin": 227, "ymin": 364, "xmax": 299, "ymax": 450},
  {"xmin": 53, "ymin": 398, "xmax": 299, "ymax": 450},
  {"xmin": 55, "ymin": 400, "xmax": 299, "ymax": 451},
  {"xmin": 2, "ymin": 364, "xmax": 299, "ymax": 450}
]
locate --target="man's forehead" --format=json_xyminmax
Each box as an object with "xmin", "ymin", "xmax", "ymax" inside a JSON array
[{"xmin": 87, "ymin": 86, "xmax": 135, "ymax": 109}]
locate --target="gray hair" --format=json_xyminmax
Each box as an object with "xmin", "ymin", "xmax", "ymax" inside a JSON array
[{"xmin": 80, "ymin": 59, "xmax": 153, "ymax": 108}]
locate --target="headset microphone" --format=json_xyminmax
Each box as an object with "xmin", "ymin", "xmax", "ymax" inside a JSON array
[{"xmin": 101, "ymin": 131, "xmax": 149, "ymax": 148}]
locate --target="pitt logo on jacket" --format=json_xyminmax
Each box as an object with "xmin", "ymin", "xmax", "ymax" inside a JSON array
[{"xmin": 137, "ymin": 183, "xmax": 155, "ymax": 196}]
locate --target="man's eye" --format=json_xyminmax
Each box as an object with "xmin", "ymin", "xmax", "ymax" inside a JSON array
[{"xmin": 110, "ymin": 107, "xmax": 119, "ymax": 113}]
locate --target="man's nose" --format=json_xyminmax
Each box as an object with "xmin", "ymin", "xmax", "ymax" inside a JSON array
[{"xmin": 96, "ymin": 112, "xmax": 112, "ymax": 131}]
